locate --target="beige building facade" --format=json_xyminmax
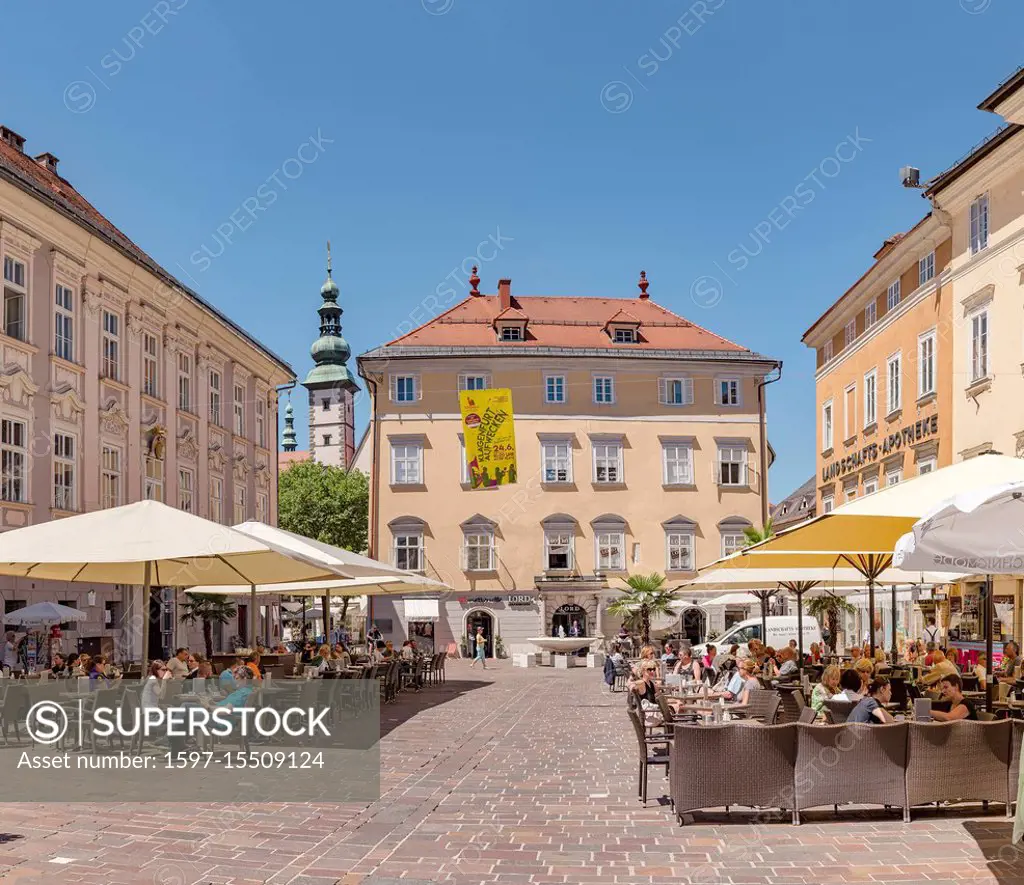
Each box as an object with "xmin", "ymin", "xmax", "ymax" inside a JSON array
[
  {"xmin": 358, "ymin": 275, "xmax": 779, "ymax": 655},
  {"xmin": 0, "ymin": 125, "xmax": 292, "ymax": 662}
]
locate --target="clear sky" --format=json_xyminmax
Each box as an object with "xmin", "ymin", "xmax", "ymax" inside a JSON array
[{"xmin": 3, "ymin": 0, "xmax": 1022, "ymax": 500}]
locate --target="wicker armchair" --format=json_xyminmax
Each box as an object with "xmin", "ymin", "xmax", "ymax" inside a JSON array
[
  {"xmin": 626, "ymin": 707, "xmax": 671, "ymax": 804},
  {"xmin": 906, "ymin": 720, "xmax": 1012, "ymax": 815},
  {"xmin": 670, "ymin": 722, "xmax": 798, "ymax": 825},
  {"xmin": 735, "ymin": 689, "xmax": 781, "ymax": 724},
  {"xmin": 1009, "ymin": 719, "xmax": 1024, "ymax": 816},
  {"xmin": 795, "ymin": 722, "xmax": 909, "ymax": 822},
  {"xmin": 823, "ymin": 698, "xmax": 856, "ymax": 724}
]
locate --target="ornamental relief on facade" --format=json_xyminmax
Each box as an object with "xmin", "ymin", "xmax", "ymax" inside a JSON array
[
  {"xmin": 141, "ymin": 404, "xmax": 165, "ymax": 429},
  {"xmin": 99, "ymin": 399, "xmax": 129, "ymax": 437},
  {"xmin": 178, "ymin": 427, "xmax": 200, "ymax": 463},
  {"xmin": 0, "ymin": 365, "xmax": 38, "ymax": 408},
  {"xmin": 208, "ymin": 443, "xmax": 226, "ymax": 473},
  {"xmin": 49, "ymin": 383, "xmax": 86, "ymax": 422},
  {"xmin": 1, "ymin": 346, "xmax": 30, "ymax": 374},
  {"xmin": 233, "ymin": 454, "xmax": 251, "ymax": 483},
  {"xmin": 255, "ymin": 458, "xmax": 270, "ymax": 489}
]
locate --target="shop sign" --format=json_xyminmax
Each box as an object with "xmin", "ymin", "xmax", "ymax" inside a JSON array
[
  {"xmin": 821, "ymin": 414, "xmax": 938, "ymax": 483},
  {"xmin": 460, "ymin": 596, "xmax": 503, "ymax": 604},
  {"xmin": 508, "ymin": 594, "xmax": 535, "ymax": 606},
  {"xmin": 555, "ymin": 603, "xmax": 585, "ymax": 614}
]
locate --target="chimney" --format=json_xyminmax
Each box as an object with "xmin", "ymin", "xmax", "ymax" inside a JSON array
[
  {"xmin": 0, "ymin": 126, "xmax": 26, "ymax": 152},
  {"xmin": 638, "ymin": 270, "xmax": 650, "ymax": 299},
  {"xmin": 498, "ymin": 278, "xmax": 512, "ymax": 310},
  {"xmin": 35, "ymin": 152, "xmax": 59, "ymax": 175}
]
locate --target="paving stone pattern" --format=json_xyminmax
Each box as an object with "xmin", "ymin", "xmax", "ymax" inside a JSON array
[{"xmin": 0, "ymin": 661, "xmax": 1023, "ymax": 883}]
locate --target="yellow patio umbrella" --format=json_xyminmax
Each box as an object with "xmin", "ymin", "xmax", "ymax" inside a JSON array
[{"xmin": 698, "ymin": 453, "xmax": 1024, "ymax": 653}]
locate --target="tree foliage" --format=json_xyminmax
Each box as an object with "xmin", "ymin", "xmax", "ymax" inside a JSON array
[
  {"xmin": 806, "ymin": 594, "xmax": 856, "ymax": 653},
  {"xmin": 179, "ymin": 593, "xmax": 238, "ymax": 659},
  {"xmin": 278, "ymin": 461, "xmax": 369, "ymax": 553},
  {"xmin": 606, "ymin": 572, "xmax": 678, "ymax": 646},
  {"xmin": 742, "ymin": 519, "xmax": 774, "ymax": 548}
]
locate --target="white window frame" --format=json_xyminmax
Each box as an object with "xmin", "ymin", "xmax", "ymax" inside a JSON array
[
  {"xmin": 54, "ymin": 283, "xmax": 74, "ymax": 362},
  {"xmin": 822, "ymin": 495, "xmax": 834, "ymax": 514},
  {"xmin": 970, "ymin": 194, "xmax": 989, "ymax": 255},
  {"xmin": 592, "ymin": 441, "xmax": 623, "ymax": 484},
  {"xmin": 143, "ymin": 332, "xmax": 159, "ymax": 398},
  {"xmin": 612, "ymin": 328, "xmax": 636, "ymax": 343},
  {"xmin": 209, "ymin": 476, "xmax": 223, "ymax": 524},
  {"xmin": 863, "ymin": 369, "xmax": 877, "ymax": 428},
  {"xmin": 593, "ymin": 375, "xmax": 615, "ymax": 404},
  {"xmin": 887, "ymin": 279, "xmax": 901, "ymax": 311},
  {"xmin": 544, "ymin": 374, "xmax": 566, "ymax": 404},
  {"xmin": 659, "ymin": 376, "xmax": 694, "ymax": 406},
  {"xmin": 101, "ymin": 310, "xmax": 120, "ymax": 381},
  {"xmin": 918, "ymin": 457, "xmax": 937, "ymax": 476},
  {"xmin": 969, "ymin": 308, "xmax": 989, "ymax": 384},
  {"xmin": 233, "ymin": 485, "xmax": 246, "ymax": 524},
  {"xmin": 918, "ymin": 251, "xmax": 935, "ymax": 286},
  {"xmin": 843, "ymin": 383, "xmax": 856, "ymax": 440},
  {"xmin": 666, "ymin": 531, "xmax": 694, "ymax": 572},
  {"xmin": 101, "ymin": 445, "xmax": 122, "ymax": 510},
  {"xmin": 822, "ymin": 340, "xmax": 833, "ymax": 363},
  {"xmin": 821, "ymin": 400, "xmax": 833, "ymax": 452},
  {"xmin": 3, "ymin": 256, "xmax": 26, "ymax": 342},
  {"xmin": 208, "ymin": 369, "xmax": 222, "ymax": 426},
  {"xmin": 717, "ymin": 445, "xmax": 747, "ymax": 487},
  {"xmin": 255, "ymin": 397, "xmax": 266, "ymax": 448},
  {"xmin": 394, "ymin": 532, "xmax": 424, "ymax": 571},
  {"xmin": 144, "ymin": 455, "xmax": 163, "ymax": 502},
  {"xmin": 864, "ymin": 301, "xmax": 877, "ymax": 329},
  {"xmin": 886, "ymin": 352, "xmax": 902, "ymax": 415},
  {"xmin": 256, "ymin": 492, "xmax": 268, "ymax": 523},
  {"xmin": 721, "ymin": 532, "xmax": 745, "ymax": 559},
  {"xmin": 541, "ymin": 440, "xmax": 572, "ymax": 483},
  {"xmin": 844, "ymin": 481, "xmax": 858, "ymax": 503},
  {"xmin": 53, "ymin": 431, "xmax": 76, "ymax": 511},
  {"xmin": 178, "ymin": 467, "xmax": 194, "ymax": 513},
  {"xmin": 543, "ymin": 530, "xmax": 574, "ymax": 571},
  {"xmin": 0, "ymin": 419, "xmax": 26, "ymax": 504},
  {"xmin": 458, "ymin": 373, "xmax": 490, "ymax": 391},
  {"xmin": 863, "ymin": 477, "xmax": 878, "ymax": 496},
  {"xmin": 918, "ymin": 329, "xmax": 936, "ymax": 398},
  {"xmin": 463, "ymin": 529, "xmax": 495, "ymax": 571},
  {"xmin": 595, "ymin": 531, "xmax": 625, "ymax": 571},
  {"xmin": 233, "ymin": 383, "xmax": 245, "ymax": 436},
  {"xmin": 499, "ymin": 325, "xmax": 523, "ymax": 341},
  {"xmin": 177, "ymin": 352, "xmax": 192, "ymax": 413},
  {"xmin": 391, "ymin": 374, "xmax": 419, "ymax": 403},
  {"xmin": 390, "ymin": 441, "xmax": 423, "ymax": 485},
  {"xmin": 844, "ymin": 320, "xmax": 856, "ymax": 347},
  {"xmin": 717, "ymin": 377, "xmax": 741, "ymax": 407},
  {"xmin": 886, "ymin": 468, "xmax": 903, "ymax": 487},
  {"xmin": 662, "ymin": 442, "xmax": 693, "ymax": 486}
]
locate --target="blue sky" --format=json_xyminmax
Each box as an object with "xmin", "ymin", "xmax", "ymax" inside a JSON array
[{"xmin": 3, "ymin": 0, "xmax": 1021, "ymax": 500}]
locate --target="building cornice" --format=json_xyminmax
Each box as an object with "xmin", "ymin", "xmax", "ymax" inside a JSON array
[{"xmin": 925, "ymin": 125, "xmax": 1024, "ymax": 209}]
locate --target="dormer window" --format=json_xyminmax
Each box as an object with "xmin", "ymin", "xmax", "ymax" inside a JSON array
[
  {"xmin": 613, "ymin": 328, "xmax": 636, "ymax": 343},
  {"xmin": 605, "ymin": 308, "xmax": 641, "ymax": 344},
  {"xmin": 499, "ymin": 325, "xmax": 523, "ymax": 341}
]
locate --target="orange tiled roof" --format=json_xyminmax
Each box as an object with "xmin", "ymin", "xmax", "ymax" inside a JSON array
[
  {"xmin": 278, "ymin": 451, "xmax": 310, "ymax": 469},
  {"xmin": 380, "ymin": 294, "xmax": 749, "ymax": 353}
]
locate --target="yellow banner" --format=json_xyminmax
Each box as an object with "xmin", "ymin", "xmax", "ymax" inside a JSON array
[{"xmin": 460, "ymin": 388, "xmax": 518, "ymax": 488}]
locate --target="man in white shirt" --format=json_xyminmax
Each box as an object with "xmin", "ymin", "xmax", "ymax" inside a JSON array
[
  {"xmin": 165, "ymin": 647, "xmax": 191, "ymax": 679},
  {"xmin": 400, "ymin": 641, "xmax": 415, "ymax": 662},
  {"xmin": 923, "ymin": 618, "xmax": 940, "ymax": 645}
]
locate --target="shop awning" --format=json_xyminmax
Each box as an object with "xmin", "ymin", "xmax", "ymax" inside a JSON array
[
  {"xmin": 405, "ymin": 598, "xmax": 440, "ymax": 620},
  {"xmin": 702, "ymin": 593, "xmax": 759, "ymax": 608}
]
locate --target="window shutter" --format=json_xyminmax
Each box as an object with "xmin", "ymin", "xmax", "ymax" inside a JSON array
[
  {"xmin": 746, "ymin": 454, "xmax": 755, "ymax": 489},
  {"xmin": 389, "ymin": 375, "xmax": 398, "ymax": 402},
  {"xmin": 415, "ymin": 377, "xmax": 422, "ymax": 401},
  {"xmin": 460, "ymin": 541, "xmax": 468, "ymax": 570},
  {"xmin": 657, "ymin": 378, "xmax": 667, "ymax": 404},
  {"xmin": 684, "ymin": 378, "xmax": 694, "ymax": 405}
]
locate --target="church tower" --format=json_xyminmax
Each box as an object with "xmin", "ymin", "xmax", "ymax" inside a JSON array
[{"xmin": 302, "ymin": 243, "xmax": 359, "ymax": 468}]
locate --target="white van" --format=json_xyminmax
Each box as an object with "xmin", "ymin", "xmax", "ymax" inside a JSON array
[{"xmin": 691, "ymin": 615, "xmax": 822, "ymax": 660}]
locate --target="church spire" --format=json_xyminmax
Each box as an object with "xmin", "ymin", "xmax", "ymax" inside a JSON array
[
  {"xmin": 281, "ymin": 401, "xmax": 297, "ymax": 452},
  {"xmin": 303, "ymin": 241, "xmax": 358, "ymax": 390}
]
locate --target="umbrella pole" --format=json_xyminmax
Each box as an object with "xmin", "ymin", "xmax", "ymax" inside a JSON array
[
  {"xmin": 249, "ymin": 584, "xmax": 257, "ymax": 649},
  {"xmin": 760, "ymin": 593, "xmax": 768, "ymax": 645},
  {"xmin": 140, "ymin": 561, "xmax": 151, "ymax": 673},
  {"xmin": 891, "ymin": 584, "xmax": 898, "ymax": 667},
  {"xmin": 796, "ymin": 589, "xmax": 804, "ymax": 672},
  {"xmin": 985, "ymin": 573, "xmax": 994, "ymax": 714},
  {"xmin": 868, "ymin": 578, "xmax": 876, "ymax": 658}
]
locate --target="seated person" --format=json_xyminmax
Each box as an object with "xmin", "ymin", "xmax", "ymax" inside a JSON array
[
  {"xmin": 833, "ymin": 667, "xmax": 865, "ymax": 702},
  {"xmin": 920, "ymin": 649, "xmax": 958, "ymax": 686},
  {"xmin": 811, "ymin": 664, "xmax": 841, "ymax": 714},
  {"xmin": 853, "ymin": 658, "xmax": 875, "ymax": 694},
  {"xmin": 998, "ymin": 642, "xmax": 1020, "ymax": 685},
  {"xmin": 49, "ymin": 653, "xmax": 67, "ymax": 678},
  {"xmin": 732, "ymin": 658, "xmax": 762, "ymax": 706},
  {"xmin": 930, "ymin": 673, "xmax": 978, "ymax": 721},
  {"xmin": 777, "ymin": 647, "xmax": 799, "ymax": 678},
  {"xmin": 848, "ymin": 646, "xmax": 862, "ymax": 665},
  {"xmin": 673, "ymin": 648, "xmax": 702, "ymax": 682},
  {"xmin": 848, "ymin": 676, "xmax": 894, "ymax": 724},
  {"xmin": 244, "ymin": 653, "xmax": 263, "ymax": 681},
  {"xmin": 661, "ymin": 643, "xmax": 678, "ymax": 667},
  {"xmin": 974, "ymin": 653, "xmax": 988, "ymax": 689},
  {"xmin": 310, "ymin": 644, "xmax": 332, "ymax": 673}
]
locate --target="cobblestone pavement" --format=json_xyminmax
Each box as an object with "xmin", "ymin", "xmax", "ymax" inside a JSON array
[{"xmin": 1, "ymin": 661, "xmax": 1024, "ymax": 883}]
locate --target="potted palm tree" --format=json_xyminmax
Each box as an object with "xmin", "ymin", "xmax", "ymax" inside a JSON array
[
  {"xmin": 606, "ymin": 572, "xmax": 678, "ymax": 646},
  {"xmin": 179, "ymin": 593, "xmax": 238, "ymax": 660},
  {"xmin": 806, "ymin": 593, "xmax": 855, "ymax": 654}
]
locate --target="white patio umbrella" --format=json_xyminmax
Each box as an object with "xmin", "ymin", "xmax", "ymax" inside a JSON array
[
  {"xmin": 0, "ymin": 501, "xmax": 340, "ymax": 668},
  {"xmin": 216, "ymin": 523, "xmax": 449, "ymax": 640},
  {"xmin": 893, "ymin": 480, "xmax": 1024, "ymax": 842},
  {"xmin": 7, "ymin": 601, "xmax": 87, "ymax": 627}
]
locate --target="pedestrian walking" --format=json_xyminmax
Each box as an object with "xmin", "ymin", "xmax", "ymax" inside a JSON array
[{"xmin": 470, "ymin": 625, "xmax": 487, "ymax": 669}]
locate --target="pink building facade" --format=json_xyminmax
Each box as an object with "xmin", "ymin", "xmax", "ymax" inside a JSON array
[{"xmin": 0, "ymin": 126, "xmax": 293, "ymax": 662}]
